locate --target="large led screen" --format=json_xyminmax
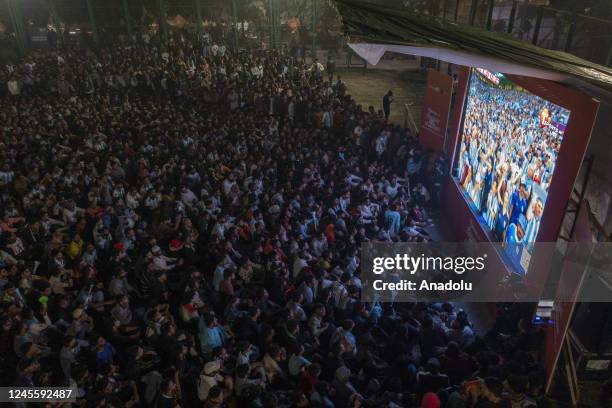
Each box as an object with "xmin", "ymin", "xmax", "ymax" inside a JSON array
[{"xmin": 455, "ymin": 68, "xmax": 571, "ymax": 275}]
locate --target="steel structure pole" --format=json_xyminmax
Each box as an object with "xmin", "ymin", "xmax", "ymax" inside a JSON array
[
  {"xmin": 532, "ymin": 6, "xmax": 544, "ymax": 45},
  {"xmin": 86, "ymin": 0, "xmax": 99, "ymax": 44},
  {"xmin": 268, "ymin": 0, "xmax": 274, "ymax": 48},
  {"xmin": 454, "ymin": 0, "xmax": 460, "ymax": 22},
  {"xmin": 274, "ymin": 0, "xmax": 280, "ymax": 48},
  {"xmin": 564, "ymin": 13, "xmax": 577, "ymax": 53},
  {"xmin": 469, "ymin": 0, "xmax": 478, "ymax": 26},
  {"xmin": 232, "ymin": 0, "xmax": 239, "ymax": 49},
  {"xmin": 485, "ymin": 0, "xmax": 494, "ymax": 30},
  {"xmin": 311, "ymin": 0, "xmax": 317, "ymax": 58},
  {"xmin": 122, "ymin": 0, "xmax": 132, "ymax": 38},
  {"xmin": 48, "ymin": 0, "xmax": 65, "ymax": 48},
  {"xmin": 507, "ymin": 0, "xmax": 517, "ymax": 33},
  {"xmin": 268, "ymin": 0, "xmax": 280, "ymax": 49},
  {"xmin": 195, "ymin": 0, "xmax": 203, "ymax": 31},
  {"xmin": 7, "ymin": 0, "xmax": 28, "ymax": 54},
  {"xmin": 158, "ymin": 0, "xmax": 167, "ymax": 41}
]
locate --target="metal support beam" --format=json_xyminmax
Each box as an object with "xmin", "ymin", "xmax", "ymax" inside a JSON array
[
  {"xmin": 429, "ymin": 1, "xmax": 436, "ymax": 17},
  {"xmin": 158, "ymin": 0, "xmax": 167, "ymax": 41},
  {"xmin": 469, "ymin": 0, "xmax": 478, "ymax": 26},
  {"xmin": 568, "ymin": 155, "xmax": 594, "ymax": 239},
  {"xmin": 7, "ymin": 0, "xmax": 28, "ymax": 55},
  {"xmin": 442, "ymin": 0, "xmax": 448, "ymax": 20},
  {"xmin": 268, "ymin": 0, "xmax": 279, "ymax": 49},
  {"xmin": 606, "ymin": 44, "xmax": 612, "ymax": 67},
  {"xmin": 15, "ymin": 0, "xmax": 28, "ymax": 51},
  {"xmin": 564, "ymin": 13, "xmax": 577, "ymax": 53},
  {"xmin": 507, "ymin": 0, "xmax": 518, "ymax": 33},
  {"xmin": 532, "ymin": 6, "xmax": 544, "ymax": 45},
  {"xmin": 86, "ymin": 0, "xmax": 98, "ymax": 44},
  {"xmin": 274, "ymin": 0, "xmax": 280, "ymax": 48},
  {"xmin": 268, "ymin": 0, "xmax": 274, "ymax": 48},
  {"xmin": 15, "ymin": 0, "xmax": 28, "ymax": 49},
  {"xmin": 122, "ymin": 0, "xmax": 132, "ymax": 39},
  {"xmin": 195, "ymin": 0, "xmax": 203, "ymax": 32},
  {"xmin": 485, "ymin": 0, "xmax": 494, "ymax": 30},
  {"xmin": 454, "ymin": 0, "xmax": 460, "ymax": 22},
  {"xmin": 311, "ymin": 0, "xmax": 317, "ymax": 57},
  {"xmin": 48, "ymin": 0, "xmax": 64, "ymax": 48},
  {"xmin": 232, "ymin": 0, "xmax": 238, "ymax": 49}
]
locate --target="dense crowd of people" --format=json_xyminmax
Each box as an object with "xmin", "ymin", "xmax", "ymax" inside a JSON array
[{"xmin": 0, "ymin": 30, "xmax": 547, "ymax": 408}]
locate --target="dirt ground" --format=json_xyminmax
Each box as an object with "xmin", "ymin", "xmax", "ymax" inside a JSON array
[{"xmin": 338, "ymin": 68, "xmax": 427, "ymax": 128}]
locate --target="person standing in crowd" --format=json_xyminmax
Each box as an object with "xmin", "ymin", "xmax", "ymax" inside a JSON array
[
  {"xmin": 383, "ymin": 90, "xmax": 394, "ymax": 120},
  {"xmin": 326, "ymin": 54, "xmax": 335, "ymax": 82}
]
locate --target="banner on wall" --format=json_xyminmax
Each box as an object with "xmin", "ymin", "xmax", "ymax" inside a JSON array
[{"xmin": 419, "ymin": 69, "xmax": 453, "ymax": 152}]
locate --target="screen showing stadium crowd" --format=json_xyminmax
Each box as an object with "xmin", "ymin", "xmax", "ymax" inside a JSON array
[{"xmin": 456, "ymin": 69, "xmax": 570, "ymax": 275}]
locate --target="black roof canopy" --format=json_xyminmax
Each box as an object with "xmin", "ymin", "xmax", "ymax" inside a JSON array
[{"xmin": 335, "ymin": 0, "xmax": 612, "ymax": 91}]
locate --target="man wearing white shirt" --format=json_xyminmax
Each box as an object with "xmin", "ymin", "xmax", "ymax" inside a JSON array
[
  {"xmin": 293, "ymin": 251, "xmax": 310, "ymax": 278},
  {"xmin": 0, "ymin": 164, "xmax": 15, "ymax": 186},
  {"xmin": 62, "ymin": 201, "xmax": 83, "ymax": 226},
  {"xmin": 358, "ymin": 200, "xmax": 375, "ymax": 225},
  {"xmin": 385, "ymin": 177, "xmax": 400, "ymax": 199},
  {"xmin": 222, "ymin": 174, "xmax": 236, "ymax": 196},
  {"xmin": 311, "ymin": 233, "xmax": 328, "ymax": 257},
  {"xmin": 251, "ymin": 65, "xmax": 260, "ymax": 78},
  {"xmin": 150, "ymin": 246, "xmax": 177, "ymax": 271},
  {"xmin": 7, "ymin": 78, "xmax": 19, "ymax": 96},
  {"xmin": 180, "ymin": 186, "xmax": 198, "ymax": 207},
  {"xmin": 339, "ymin": 192, "xmax": 350, "ymax": 213},
  {"xmin": 345, "ymin": 173, "xmax": 362, "ymax": 187},
  {"xmin": 322, "ymin": 108, "xmax": 333, "ymax": 128},
  {"xmin": 212, "ymin": 219, "xmax": 227, "ymax": 240},
  {"xmin": 144, "ymin": 191, "xmax": 161, "ymax": 211},
  {"xmin": 375, "ymin": 133, "xmax": 387, "ymax": 157}
]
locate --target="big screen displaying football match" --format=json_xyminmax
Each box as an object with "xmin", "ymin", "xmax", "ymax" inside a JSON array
[{"xmin": 455, "ymin": 68, "xmax": 571, "ymax": 275}]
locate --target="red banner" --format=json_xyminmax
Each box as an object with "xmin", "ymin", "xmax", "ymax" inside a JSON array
[{"xmin": 419, "ymin": 69, "xmax": 453, "ymax": 152}]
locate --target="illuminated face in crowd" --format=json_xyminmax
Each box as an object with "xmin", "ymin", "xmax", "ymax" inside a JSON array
[
  {"xmin": 534, "ymin": 200, "xmax": 543, "ymax": 218},
  {"xmin": 539, "ymin": 108, "xmax": 551, "ymax": 128}
]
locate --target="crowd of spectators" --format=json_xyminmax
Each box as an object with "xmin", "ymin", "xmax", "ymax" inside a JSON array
[{"xmin": 0, "ymin": 30, "xmax": 547, "ymax": 408}]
